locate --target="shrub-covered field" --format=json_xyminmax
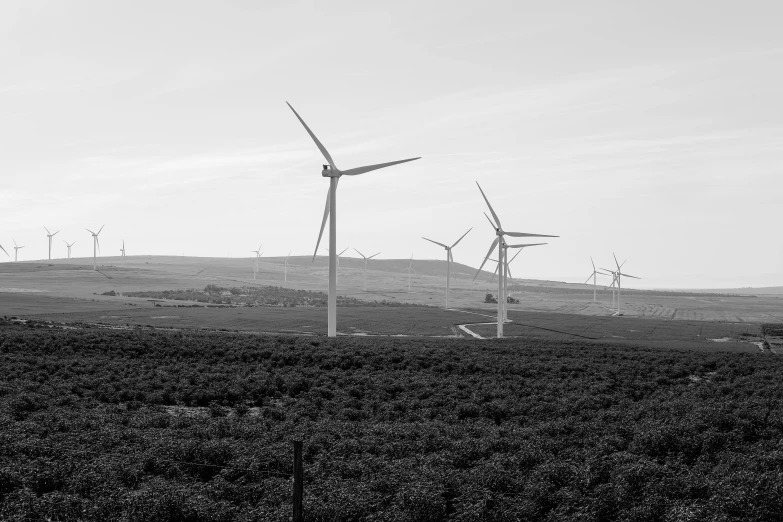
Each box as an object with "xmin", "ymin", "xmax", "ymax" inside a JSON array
[{"xmin": 1, "ymin": 324, "xmax": 783, "ymax": 521}]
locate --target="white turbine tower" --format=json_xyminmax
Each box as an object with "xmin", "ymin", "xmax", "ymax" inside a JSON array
[
  {"xmin": 12, "ymin": 239, "xmax": 24, "ymax": 262},
  {"xmin": 288, "ymin": 102, "xmax": 420, "ymax": 337},
  {"xmin": 120, "ymin": 240, "xmax": 126, "ymax": 264},
  {"xmin": 64, "ymin": 240, "xmax": 76, "ymax": 259},
  {"xmin": 250, "ymin": 245, "xmax": 263, "ymax": 279},
  {"xmin": 353, "ymin": 249, "xmax": 381, "ymax": 292},
  {"xmin": 602, "ymin": 254, "xmax": 640, "ymax": 316},
  {"xmin": 44, "ymin": 227, "xmax": 59, "ymax": 260},
  {"xmin": 422, "ymin": 228, "xmax": 471, "ymax": 309},
  {"xmin": 585, "ymin": 257, "xmax": 607, "ymax": 303},
  {"xmin": 284, "ymin": 251, "xmax": 291, "ymax": 282},
  {"xmin": 85, "ymin": 225, "xmax": 104, "ymax": 271},
  {"xmin": 474, "ymin": 182, "xmax": 558, "ymax": 338},
  {"xmin": 490, "ymin": 242, "xmax": 546, "ymax": 320}
]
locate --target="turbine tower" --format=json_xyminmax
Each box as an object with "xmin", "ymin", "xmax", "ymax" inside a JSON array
[
  {"xmin": 491, "ymin": 242, "xmax": 546, "ymax": 320},
  {"xmin": 85, "ymin": 225, "xmax": 104, "ymax": 271},
  {"xmin": 120, "ymin": 240, "xmax": 126, "ymax": 264},
  {"xmin": 44, "ymin": 227, "xmax": 59, "ymax": 260},
  {"xmin": 404, "ymin": 254, "xmax": 415, "ymax": 292},
  {"xmin": 250, "ymin": 245, "xmax": 263, "ymax": 280},
  {"xmin": 353, "ymin": 249, "xmax": 380, "ymax": 292},
  {"xmin": 287, "ymin": 101, "xmax": 420, "ymax": 337},
  {"xmin": 474, "ymin": 182, "xmax": 557, "ymax": 338},
  {"xmin": 422, "ymin": 228, "xmax": 471, "ymax": 309},
  {"xmin": 12, "ymin": 239, "xmax": 24, "ymax": 262},
  {"xmin": 63, "ymin": 240, "xmax": 76, "ymax": 259},
  {"xmin": 284, "ymin": 251, "xmax": 291, "ymax": 282},
  {"xmin": 602, "ymin": 253, "xmax": 640, "ymax": 316}
]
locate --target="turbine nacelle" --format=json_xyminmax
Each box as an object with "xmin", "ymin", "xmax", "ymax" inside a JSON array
[{"xmin": 321, "ymin": 165, "xmax": 339, "ymax": 177}]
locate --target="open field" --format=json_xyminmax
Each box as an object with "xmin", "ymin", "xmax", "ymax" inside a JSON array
[{"xmin": 2, "ymin": 324, "xmax": 783, "ymax": 521}]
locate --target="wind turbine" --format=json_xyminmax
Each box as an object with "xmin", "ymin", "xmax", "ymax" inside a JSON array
[
  {"xmin": 63, "ymin": 240, "xmax": 75, "ymax": 259},
  {"xmin": 422, "ymin": 228, "xmax": 471, "ymax": 309},
  {"xmin": 585, "ymin": 257, "xmax": 607, "ymax": 303},
  {"xmin": 353, "ymin": 249, "xmax": 381, "ymax": 292},
  {"xmin": 284, "ymin": 251, "xmax": 291, "ymax": 282},
  {"xmin": 250, "ymin": 245, "xmax": 263, "ymax": 279},
  {"xmin": 85, "ymin": 226, "xmax": 104, "ymax": 271},
  {"xmin": 601, "ymin": 253, "xmax": 640, "ymax": 316},
  {"xmin": 12, "ymin": 239, "xmax": 24, "ymax": 262},
  {"xmin": 403, "ymin": 254, "xmax": 415, "ymax": 292},
  {"xmin": 120, "ymin": 240, "xmax": 126, "ymax": 264},
  {"xmin": 287, "ymin": 102, "xmax": 420, "ymax": 338},
  {"xmin": 44, "ymin": 227, "xmax": 59, "ymax": 260},
  {"xmin": 474, "ymin": 182, "xmax": 558, "ymax": 338}
]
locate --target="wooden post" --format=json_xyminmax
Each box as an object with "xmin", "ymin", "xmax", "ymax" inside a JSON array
[{"xmin": 293, "ymin": 440, "xmax": 303, "ymax": 522}]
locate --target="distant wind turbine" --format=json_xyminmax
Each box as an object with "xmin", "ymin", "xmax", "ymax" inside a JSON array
[
  {"xmin": 353, "ymin": 249, "xmax": 380, "ymax": 292},
  {"xmin": 250, "ymin": 245, "xmax": 263, "ymax": 279},
  {"xmin": 120, "ymin": 240, "xmax": 126, "ymax": 264},
  {"xmin": 474, "ymin": 182, "xmax": 558, "ymax": 338},
  {"xmin": 44, "ymin": 227, "xmax": 59, "ymax": 260},
  {"xmin": 601, "ymin": 253, "xmax": 640, "ymax": 316},
  {"xmin": 12, "ymin": 239, "xmax": 24, "ymax": 262},
  {"xmin": 325, "ymin": 247, "xmax": 349, "ymax": 284},
  {"xmin": 284, "ymin": 251, "xmax": 291, "ymax": 282},
  {"xmin": 403, "ymin": 254, "xmax": 415, "ymax": 292},
  {"xmin": 63, "ymin": 240, "xmax": 76, "ymax": 259},
  {"xmin": 287, "ymin": 102, "xmax": 421, "ymax": 337},
  {"xmin": 85, "ymin": 225, "xmax": 104, "ymax": 271},
  {"xmin": 422, "ymin": 228, "xmax": 472, "ymax": 309},
  {"xmin": 584, "ymin": 257, "xmax": 607, "ymax": 303}
]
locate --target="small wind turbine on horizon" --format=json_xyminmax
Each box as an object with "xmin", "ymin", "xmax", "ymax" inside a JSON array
[
  {"xmin": 120, "ymin": 240, "xmax": 126, "ymax": 264},
  {"xmin": 474, "ymin": 182, "xmax": 558, "ymax": 338},
  {"xmin": 403, "ymin": 254, "xmax": 415, "ymax": 292},
  {"xmin": 284, "ymin": 251, "xmax": 291, "ymax": 282},
  {"xmin": 423, "ymin": 228, "xmax": 471, "ymax": 309},
  {"xmin": 287, "ymin": 101, "xmax": 420, "ymax": 338},
  {"xmin": 44, "ymin": 227, "xmax": 59, "ymax": 260},
  {"xmin": 353, "ymin": 249, "xmax": 381, "ymax": 292},
  {"xmin": 63, "ymin": 240, "xmax": 76, "ymax": 259},
  {"xmin": 85, "ymin": 226, "xmax": 104, "ymax": 271},
  {"xmin": 12, "ymin": 239, "xmax": 24, "ymax": 262},
  {"xmin": 250, "ymin": 245, "xmax": 263, "ymax": 280},
  {"xmin": 601, "ymin": 253, "xmax": 640, "ymax": 316}
]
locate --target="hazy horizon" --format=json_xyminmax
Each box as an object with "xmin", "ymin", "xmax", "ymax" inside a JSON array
[{"xmin": 2, "ymin": 1, "xmax": 781, "ymax": 290}]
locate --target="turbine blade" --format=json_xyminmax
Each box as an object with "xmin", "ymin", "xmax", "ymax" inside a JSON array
[
  {"xmin": 591, "ymin": 256, "xmax": 595, "ymax": 271},
  {"xmin": 509, "ymin": 249, "xmax": 523, "ymax": 264},
  {"xmin": 474, "ymin": 237, "xmax": 499, "ymax": 280},
  {"xmin": 505, "ymin": 231, "xmax": 558, "ymax": 238},
  {"xmin": 482, "ymin": 212, "xmax": 497, "ymax": 231},
  {"xmin": 286, "ymin": 102, "xmax": 336, "ymax": 169},
  {"xmin": 620, "ymin": 273, "xmax": 641, "ymax": 280},
  {"xmin": 353, "ymin": 248, "xmax": 365, "ymax": 259},
  {"xmin": 614, "ymin": 252, "xmax": 620, "ymax": 271},
  {"xmin": 368, "ymin": 252, "xmax": 380, "ymax": 259},
  {"xmin": 450, "ymin": 227, "xmax": 472, "ymax": 249},
  {"xmin": 53, "ymin": 231, "xmax": 59, "ymax": 236},
  {"xmin": 313, "ymin": 186, "xmax": 331, "ymax": 261},
  {"xmin": 44, "ymin": 226, "xmax": 51, "ymax": 234},
  {"xmin": 507, "ymin": 264, "xmax": 513, "ymax": 280},
  {"xmin": 475, "ymin": 182, "xmax": 501, "ymax": 228},
  {"xmin": 0, "ymin": 245, "xmax": 7, "ymax": 257},
  {"xmin": 86, "ymin": 229, "xmax": 95, "ymax": 235},
  {"xmin": 422, "ymin": 237, "xmax": 448, "ymax": 249},
  {"xmin": 506, "ymin": 242, "xmax": 547, "ymax": 248},
  {"xmin": 339, "ymin": 247, "xmax": 349, "ymax": 256},
  {"xmin": 340, "ymin": 157, "xmax": 420, "ymax": 176},
  {"xmin": 584, "ymin": 274, "xmax": 593, "ymax": 284}
]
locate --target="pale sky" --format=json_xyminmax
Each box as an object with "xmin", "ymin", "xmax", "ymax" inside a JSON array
[{"xmin": 2, "ymin": 1, "xmax": 781, "ymax": 288}]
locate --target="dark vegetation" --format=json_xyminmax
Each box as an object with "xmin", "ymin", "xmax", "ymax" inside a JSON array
[
  {"xmin": 2, "ymin": 324, "xmax": 783, "ymax": 521},
  {"xmin": 125, "ymin": 285, "xmax": 417, "ymax": 308}
]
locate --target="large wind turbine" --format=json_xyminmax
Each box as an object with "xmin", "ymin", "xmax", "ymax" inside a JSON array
[
  {"xmin": 63, "ymin": 240, "xmax": 76, "ymax": 259},
  {"xmin": 474, "ymin": 182, "xmax": 558, "ymax": 338},
  {"xmin": 585, "ymin": 257, "xmax": 607, "ymax": 303},
  {"xmin": 44, "ymin": 227, "xmax": 59, "ymax": 260},
  {"xmin": 602, "ymin": 253, "xmax": 640, "ymax": 316},
  {"xmin": 12, "ymin": 239, "xmax": 24, "ymax": 262},
  {"xmin": 353, "ymin": 249, "xmax": 380, "ymax": 292},
  {"xmin": 422, "ymin": 228, "xmax": 471, "ymax": 309},
  {"xmin": 251, "ymin": 245, "xmax": 263, "ymax": 280},
  {"xmin": 85, "ymin": 226, "xmax": 104, "ymax": 271},
  {"xmin": 288, "ymin": 103, "xmax": 420, "ymax": 336}
]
